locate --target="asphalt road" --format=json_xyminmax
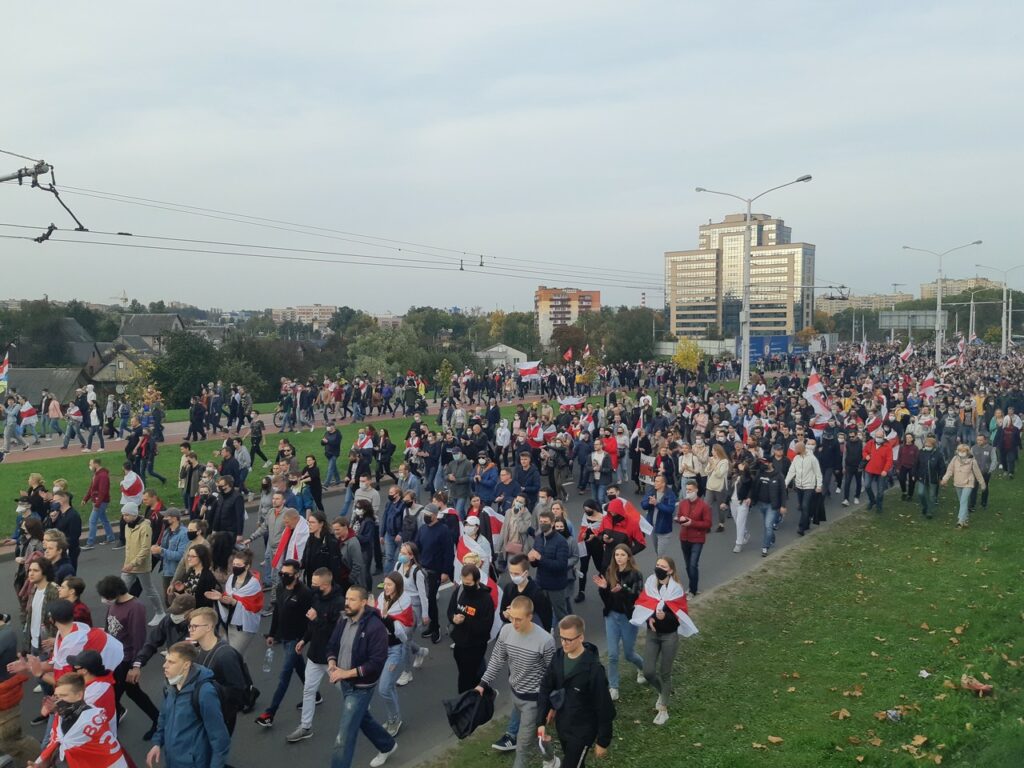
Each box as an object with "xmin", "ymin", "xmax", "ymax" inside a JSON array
[{"xmin": 13, "ymin": 481, "xmax": 861, "ymax": 767}]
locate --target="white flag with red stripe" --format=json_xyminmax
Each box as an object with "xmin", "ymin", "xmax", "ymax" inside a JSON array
[
  {"xmin": 899, "ymin": 340, "xmax": 914, "ymax": 362},
  {"xmin": 377, "ymin": 591, "xmax": 415, "ymax": 640},
  {"xmin": 919, "ymin": 371, "xmax": 937, "ymax": 400},
  {"xmin": 802, "ymin": 370, "xmax": 832, "ymax": 421},
  {"xmin": 517, "ymin": 361, "xmax": 541, "ymax": 381},
  {"xmin": 38, "ymin": 706, "xmax": 128, "ymax": 768},
  {"xmin": 119, "ymin": 471, "xmax": 144, "ymax": 506},
  {"xmin": 582, "ymin": 344, "xmax": 591, "ymax": 359},
  {"xmin": 53, "ymin": 624, "xmax": 124, "ymax": 678},
  {"xmin": 483, "ymin": 506, "xmax": 504, "ymax": 537},
  {"xmin": 630, "ymin": 574, "xmax": 698, "ymax": 637}
]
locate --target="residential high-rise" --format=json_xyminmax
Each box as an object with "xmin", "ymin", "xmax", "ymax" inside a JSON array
[
  {"xmin": 817, "ymin": 292, "xmax": 914, "ymax": 316},
  {"xmin": 919, "ymin": 276, "xmax": 999, "ymax": 300},
  {"xmin": 534, "ymin": 286, "xmax": 601, "ymax": 346},
  {"xmin": 271, "ymin": 304, "xmax": 338, "ymax": 329},
  {"xmin": 665, "ymin": 214, "xmax": 815, "ymax": 338}
]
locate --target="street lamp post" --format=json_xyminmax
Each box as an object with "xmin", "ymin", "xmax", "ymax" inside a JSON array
[
  {"xmin": 696, "ymin": 174, "xmax": 812, "ymax": 391},
  {"xmin": 902, "ymin": 241, "xmax": 982, "ymax": 365},
  {"xmin": 976, "ymin": 264, "xmax": 1024, "ymax": 354}
]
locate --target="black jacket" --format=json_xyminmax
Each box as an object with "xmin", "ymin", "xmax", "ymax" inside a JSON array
[
  {"xmin": 269, "ymin": 580, "xmax": 313, "ymax": 643},
  {"xmin": 598, "ymin": 569, "xmax": 643, "ymax": 617},
  {"xmin": 536, "ymin": 642, "xmax": 615, "ymax": 748},
  {"xmin": 447, "ymin": 584, "xmax": 496, "ymax": 648},
  {"xmin": 301, "ymin": 532, "xmax": 343, "ymax": 586},
  {"xmin": 915, "ymin": 447, "xmax": 945, "ymax": 485},
  {"xmin": 211, "ymin": 490, "xmax": 244, "ymax": 538},
  {"xmin": 302, "ymin": 584, "xmax": 346, "ymax": 663},
  {"xmin": 499, "ymin": 579, "xmax": 552, "ymax": 631}
]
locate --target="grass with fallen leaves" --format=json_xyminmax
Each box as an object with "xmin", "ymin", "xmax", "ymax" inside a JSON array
[{"xmin": 434, "ymin": 479, "xmax": 1024, "ymax": 768}]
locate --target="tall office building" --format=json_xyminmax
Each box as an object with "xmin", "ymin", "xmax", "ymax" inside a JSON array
[
  {"xmin": 665, "ymin": 214, "xmax": 815, "ymax": 338},
  {"xmin": 534, "ymin": 286, "xmax": 601, "ymax": 346}
]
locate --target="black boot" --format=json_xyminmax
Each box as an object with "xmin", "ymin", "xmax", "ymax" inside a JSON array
[{"xmin": 574, "ymin": 577, "xmax": 586, "ymax": 603}]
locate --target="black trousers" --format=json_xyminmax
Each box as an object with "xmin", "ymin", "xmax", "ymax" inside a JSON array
[
  {"xmin": 453, "ymin": 643, "xmax": 487, "ymax": 693},
  {"xmin": 424, "ymin": 569, "xmax": 441, "ymax": 635},
  {"xmin": 113, "ymin": 660, "xmax": 160, "ymax": 725},
  {"xmin": 559, "ymin": 739, "xmax": 592, "ymax": 768}
]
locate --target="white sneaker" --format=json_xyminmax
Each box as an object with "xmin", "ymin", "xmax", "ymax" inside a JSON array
[
  {"xmin": 733, "ymin": 544, "xmax": 742, "ymax": 553},
  {"xmin": 655, "ymin": 694, "xmax": 665, "ymax": 709},
  {"xmin": 413, "ymin": 647, "xmax": 429, "ymax": 669},
  {"xmin": 369, "ymin": 743, "xmax": 398, "ymax": 767},
  {"xmin": 742, "ymin": 530, "xmax": 750, "ymax": 544},
  {"xmin": 396, "ymin": 671, "xmax": 413, "ymax": 687},
  {"xmin": 653, "ymin": 708, "xmax": 669, "ymax": 726},
  {"xmin": 609, "ymin": 687, "xmax": 619, "ymax": 701},
  {"xmin": 542, "ymin": 758, "xmax": 562, "ymax": 768},
  {"xmin": 841, "ymin": 499, "xmax": 849, "ymax": 507},
  {"xmin": 636, "ymin": 671, "xmax": 647, "ymax": 685},
  {"xmin": 853, "ymin": 497, "xmax": 860, "ymax": 505},
  {"xmin": 148, "ymin": 613, "xmax": 166, "ymax": 627}
]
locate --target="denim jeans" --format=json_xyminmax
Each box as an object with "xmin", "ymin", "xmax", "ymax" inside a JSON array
[
  {"xmin": 340, "ymin": 487, "xmax": 354, "ymax": 518},
  {"xmin": 377, "ymin": 644, "xmax": 404, "ymax": 722},
  {"xmin": 453, "ymin": 497, "xmax": 469, "ymax": 518},
  {"xmin": 326, "ymin": 457, "xmax": 341, "ymax": 486},
  {"xmin": 956, "ymin": 486, "xmax": 972, "ymax": 524},
  {"xmin": 382, "ymin": 535, "xmax": 399, "ymax": 574},
  {"xmin": 604, "ymin": 611, "xmax": 643, "ymax": 688},
  {"xmin": 756, "ymin": 502, "xmax": 779, "ymax": 550},
  {"xmin": 865, "ymin": 473, "xmax": 887, "ymax": 511},
  {"xmin": 86, "ymin": 425, "xmax": 105, "ymax": 450},
  {"xmin": 62, "ymin": 422, "xmax": 85, "ymax": 448},
  {"xmin": 268, "ymin": 640, "xmax": 306, "ymax": 714},
  {"xmin": 330, "ymin": 682, "xmax": 395, "ymax": 768},
  {"xmin": 87, "ymin": 503, "xmax": 114, "ymax": 545},
  {"xmin": 680, "ymin": 541, "xmax": 703, "ymax": 594},
  {"xmin": 917, "ymin": 480, "xmax": 938, "ymax": 517}
]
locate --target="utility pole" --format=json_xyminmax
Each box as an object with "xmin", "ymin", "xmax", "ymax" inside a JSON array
[{"xmin": 889, "ymin": 283, "xmax": 905, "ymax": 343}]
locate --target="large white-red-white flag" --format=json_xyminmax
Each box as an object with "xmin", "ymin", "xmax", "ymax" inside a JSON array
[
  {"xmin": 582, "ymin": 344, "xmax": 591, "ymax": 359},
  {"xmin": 630, "ymin": 574, "xmax": 698, "ymax": 637},
  {"xmin": 517, "ymin": 361, "xmax": 541, "ymax": 381},
  {"xmin": 899, "ymin": 340, "xmax": 914, "ymax": 362},
  {"xmin": 919, "ymin": 371, "xmax": 937, "ymax": 399}
]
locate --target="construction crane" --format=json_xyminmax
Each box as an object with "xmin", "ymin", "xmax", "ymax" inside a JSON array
[{"xmin": 109, "ymin": 290, "xmax": 129, "ymax": 308}]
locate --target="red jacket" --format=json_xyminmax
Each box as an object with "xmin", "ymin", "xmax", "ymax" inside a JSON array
[
  {"xmin": 676, "ymin": 497, "xmax": 712, "ymax": 544},
  {"xmin": 83, "ymin": 468, "xmax": 110, "ymax": 505},
  {"xmin": 602, "ymin": 437, "xmax": 619, "ymax": 469},
  {"xmin": 862, "ymin": 441, "xmax": 893, "ymax": 476}
]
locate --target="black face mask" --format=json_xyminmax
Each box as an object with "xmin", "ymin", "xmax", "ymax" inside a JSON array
[
  {"xmin": 126, "ymin": 518, "xmax": 141, "ymax": 528},
  {"xmin": 55, "ymin": 698, "xmax": 86, "ymax": 721},
  {"xmin": 611, "ymin": 514, "xmax": 625, "ymax": 524},
  {"xmin": 232, "ymin": 566, "xmax": 246, "ymax": 577},
  {"xmin": 279, "ymin": 572, "xmax": 295, "ymax": 586},
  {"xmin": 654, "ymin": 566, "xmax": 669, "ymax": 581},
  {"xmin": 186, "ymin": 531, "xmax": 198, "ymax": 541}
]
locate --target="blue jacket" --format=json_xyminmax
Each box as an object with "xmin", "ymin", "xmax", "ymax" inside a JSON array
[
  {"xmin": 514, "ymin": 465, "xmax": 542, "ymax": 508},
  {"xmin": 382, "ymin": 498, "xmax": 404, "ymax": 538},
  {"xmin": 157, "ymin": 524, "xmax": 189, "ymax": 577},
  {"xmin": 531, "ymin": 529, "xmax": 571, "ymax": 590},
  {"xmin": 493, "ymin": 479, "xmax": 521, "ymax": 513},
  {"xmin": 153, "ymin": 664, "xmax": 231, "ymax": 768},
  {"xmin": 414, "ymin": 520, "xmax": 455, "ymax": 578},
  {"xmin": 323, "ymin": 430, "xmax": 342, "ymax": 458},
  {"xmin": 642, "ymin": 487, "xmax": 678, "ymax": 535},
  {"xmin": 472, "ymin": 465, "xmax": 499, "ymax": 504},
  {"xmin": 326, "ymin": 607, "xmax": 390, "ymax": 687}
]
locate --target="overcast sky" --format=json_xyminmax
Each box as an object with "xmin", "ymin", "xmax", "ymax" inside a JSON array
[{"xmin": 2, "ymin": 1, "xmax": 1020, "ymax": 314}]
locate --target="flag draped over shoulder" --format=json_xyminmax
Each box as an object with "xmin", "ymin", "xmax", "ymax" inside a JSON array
[{"xmin": 630, "ymin": 574, "xmax": 698, "ymax": 637}]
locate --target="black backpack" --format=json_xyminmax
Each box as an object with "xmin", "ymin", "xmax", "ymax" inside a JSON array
[
  {"xmin": 194, "ymin": 644, "xmax": 260, "ymax": 716},
  {"xmin": 190, "ymin": 676, "xmax": 229, "ymax": 721}
]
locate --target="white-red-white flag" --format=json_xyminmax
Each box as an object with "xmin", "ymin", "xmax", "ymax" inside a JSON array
[
  {"xmin": 582, "ymin": 344, "xmax": 591, "ymax": 358},
  {"xmin": 899, "ymin": 340, "xmax": 914, "ymax": 362},
  {"xmin": 630, "ymin": 574, "xmax": 698, "ymax": 637},
  {"xmin": 919, "ymin": 371, "xmax": 937, "ymax": 399},
  {"xmin": 517, "ymin": 361, "xmax": 541, "ymax": 380},
  {"xmin": 802, "ymin": 369, "xmax": 832, "ymax": 421}
]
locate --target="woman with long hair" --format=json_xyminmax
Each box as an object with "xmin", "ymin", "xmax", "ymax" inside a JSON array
[
  {"xmin": 352, "ymin": 499, "xmax": 378, "ymax": 590},
  {"xmin": 301, "ymin": 510, "xmax": 342, "ymax": 586},
  {"xmin": 375, "ymin": 571, "xmax": 413, "ymax": 737},
  {"xmin": 301, "ymin": 454, "xmax": 324, "ymax": 512},
  {"xmin": 594, "ymin": 543, "xmax": 644, "ymax": 701},
  {"xmin": 705, "ymin": 444, "xmax": 731, "ymax": 532},
  {"xmin": 174, "ymin": 542, "xmax": 220, "ymax": 609},
  {"xmin": 632, "ymin": 555, "xmax": 698, "ymax": 726},
  {"xmin": 396, "ymin": 542, "xmax": 430, "ymax": 681},
  {"xmin": 375, "ymin": 428, "xmax": 399, "ymax": 487},
  {"xmin": 207, "ymin": 549, "xmax": 263, "ymax": 654}
]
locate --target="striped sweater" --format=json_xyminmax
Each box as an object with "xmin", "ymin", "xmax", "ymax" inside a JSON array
[{"xmin": 480, "ymin": 622, "xmax": 556, "ymax": 699}]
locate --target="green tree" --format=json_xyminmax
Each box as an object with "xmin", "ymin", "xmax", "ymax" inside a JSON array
[
  {"xmin": 811, "ymin": 311, "xmax": 835, "ymax": 334},
  {"xmin": 500, "ymin": 312, "xmax": 541, "ymax": 358},
  {"xmin": 437, "ymin": 358, "xmax": 455, "ymax": 393},
  {"xmin": 216, "ymin": 358, "xmax": 264, "ymax": 401},
  {"xmin": 550, "ymin": 325, "xmax": 586, "ymax": 357},
  {"xmin": 151, "ymin": 331, "xmax": 221, "ymax": 406},
  {"xmin": 604, "ymin": 308, "xmax": 658, "ymax": 362},
  {"xmin": 148, "ymin": 300, "xmax": 168, "ymax": 314}
]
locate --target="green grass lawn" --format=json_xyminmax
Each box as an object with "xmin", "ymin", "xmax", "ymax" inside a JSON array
[
  {"xmin": 0, "ymin": 398, "xmax": 604, "ymax": 533},
  {"xmin": 434, "ymin": 483, "xmax": 1024, "ymax": 768}
]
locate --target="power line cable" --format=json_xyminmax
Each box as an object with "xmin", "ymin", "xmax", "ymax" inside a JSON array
[{"xmin": 0, "ymin": 147, "xmax": 42, "ymax": 163}]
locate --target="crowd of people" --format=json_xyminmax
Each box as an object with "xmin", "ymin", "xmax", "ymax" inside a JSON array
[{"xmin": 2, "ymin": 338, "xmax": 1020, "ymax": 767}]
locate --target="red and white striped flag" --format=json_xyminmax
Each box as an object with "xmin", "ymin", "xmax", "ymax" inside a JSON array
[
  {"xmin": 563, "ymin": 347, "xmax": 573, "ymax": 362},
  {"xmin": 919, "ymin": 371, "xmax": 937, "ymax": 399},
  {"xmin": 582, "ymin": 344, "xmax": 591, "ymax": 358},
  {"xmin": 899, "ymin": 340, "xmax": 914, "ymax": 362},
  {"xmin": 517, "ymin": 361, "xmax": 541, "ymax": 380},
  {"xmin": 630, "ymin": 574, "xmax": 698, "ymax": 637},
  {"xmin": 802, "ymin": 370, "xmax": 831, "ymax": 421}
]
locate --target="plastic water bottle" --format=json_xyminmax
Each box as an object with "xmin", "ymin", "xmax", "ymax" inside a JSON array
[{"xmin": 262, "ymin": 646, "xmax": 274, "ymax": 673}]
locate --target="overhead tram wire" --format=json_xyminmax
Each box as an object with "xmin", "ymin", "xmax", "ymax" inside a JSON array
[
  {"xmin": 48, "ymin": 183, "xmax": 665, "ymax": 281},
  {"xmin": 0, "ymin": 147, "xmax": 43, "ymax": 163},
  {"xmin": 0, "ymin": 222, "xmax": 665, "ymax": 290},
  {"xmin": 0, "ymin": 224, "xmax": 665, "ymax": 289}
]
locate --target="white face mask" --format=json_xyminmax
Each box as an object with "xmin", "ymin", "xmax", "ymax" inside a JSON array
[
  {"xmin": 510, "ymin": 573, "xmax": 528, "ymax": 586},
  {"xmin": 169, "ymin": 613, "xmax": 186, "ymax": 625},
  {"xmin": 166, "ymin": 672, "xmax": 186, "ymax": 686},
  {"xmin": 685, "ymin": 491, "xmax": 697, "ymax": 501},
  {"xmin": 464, "ymin": 525, "xmax": 479, "ymax": 536}
]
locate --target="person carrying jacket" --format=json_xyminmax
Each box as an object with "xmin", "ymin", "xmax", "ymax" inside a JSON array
[
  {"xmin": 536, "ymin": 614, "xmax": 615, "ymax": 768},
  {"xmin": 326, "ymin": 586, "xmax": 396, "ymax": 768},
  {"xmin": 147, "ymin": 641, "xmax": 231, "ymax": 768}
]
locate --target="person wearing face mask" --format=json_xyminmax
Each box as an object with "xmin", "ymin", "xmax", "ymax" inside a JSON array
[
  {"xmin": 255, "ymin": 560, "xmax": 311, "ymax": 728},
  {"xmin": 96, "ymin": 575, "xmax": 161, "ymax": 739},
  {"xmin": 527, "ymin": 511, "xmax": 571, "ymax": 629},
  {"xmin": 448, "ymin": 564, "xmax": 496, "ymax": 694},
  {"xmin": 472, "ymin": 455, "xmax": 499, "ymax": 506},
  {"xmin": 676, "ymin": 479, "xmax": 713, "ymax": 588},
  {"xmin": 148, "ymin": 641, "xmax": 231, "ymax": 768},
  {"xmin": 381, "ymin": 487, "xmax": 406, "ymax": 574},
  {"xmin": 784, "ymin": 441, "xmax": 823, "ymax": 536},
  {"xmin": 594, "ymin": 544, "xmax": 644, "ymax": 701},
  {"xmin": 841, "ymin": 430, "xmax": 864, "ymax": 506},
  {"xmin": 119, "ymin": 501, "xmax": 165, "ymax": 626},
  {"xmin": 499, "ymin": 554, "xmax": 553, "ymax": 631},
  {"xmin": 597, "ymin": 495, "xmax": 647, "ymax": 570},
  {"xmin": 862, "ymin": 429, "xmax": 894, "ymax": 514},
  {"xmin": 34, "ymin": 672, "xmax": 129, "ymax": 768},
  {"xmin": 395, "ymin": 543, "xmax": 430, "ymax": 683},
  {"xmin": 413, "ymin": 504, "xmax": 455, "ymax": 644},
  {"xmin": 641, "ymin": 475, "xmax": 677, "ymax": 557},
  {"xmin": 167, "ymin": 521, "xmax": 208, "ymax": 603},
  {"xmin": 896, "ymin": 432, "xmax": 920, "ymax": 501},
  {"xmin": 630, "ymin": 557, "xmax": 698, "ymax": 726},
  {"xmin": 152, "ymin": 507, "xmax": 188, "ymax": 605},
  {"xmin": 455, "ymin": 515, "xmax": 493, "ymax": 579},
  {"xmin": 941, "ymin": 443, "xmax": 987, "ymax": 529},
  {"xmin": 128, "ymin": 593, "xmax": 194, "ymax": 687},
  {"xmin": 207, "ymin": 550, "xmax": 264, "ymax": 654}
]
